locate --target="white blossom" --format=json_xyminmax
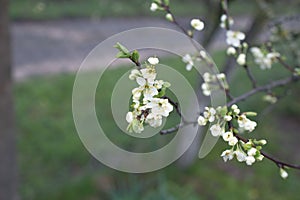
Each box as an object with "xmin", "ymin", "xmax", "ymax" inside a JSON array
[
  {"xmin": 126, "ymin": 56, "xmax": 172, "ymax": 133},
  {"xmin": 199, "ymin": 50, "xmax": 207, "ymax": 59},
  {"xmin": 245, "ymin": 156, "xmax": 256, "ymax": 165},
  {"xmin": 231, "ymin": 104, "xmax": 240, "ymax": 115},
  {"xmin": 220, "ymin": 14, "xmax": 234, "ymax": 29},
  {"xmin": 226, "ymin": 30, "xmax": 245, "ymax": 47},
  {"xmin": 182, "ymin": 54, "xmax": 194, "ymax": 71},
  {"xmin": 126, "ymin": 112, "xmax": 134, "ymax": 123},
  {"xmin": 247, "ymin": 148, "xmax": 257, "ymax": 156},
  {"xmin": 190, "ymin": 19, "xmax": 205, "ymax": 31},
  {"xmin": 145, "ymin": 113, "xmax": 163, "ymax": 128},
  {"xmin": 201, "ymin": 72, "xmax": 228, "ymax": 96},
  {"xmin": 235, "ymin": 150, "xmax": 247, "ymax": 162},
  {"xmin": 237, "ymin": 53, "xmax": 246, "ymax": 66},
  {"xmin": 129, "ymin": 69, "xmax": 142, "ymax": 80},
  {"xmin": 263, "ymin": 94, "xmax": 277, "ymax": 104},
  {"xmin": 210, "ymin": 124, "xmax": 224, "ymax": 137},
  {"xmin": 140, "ymin": 66, "xmax": 157, "ymax": 83},
  {"xmin": 148, "ymin": 57, "xmax": 159, "ymax": 65},
  {"xmin": 165, "ymin": 13, "xmax": 173, "ymax": 22},
  {"xmin": 222, "ymin": 131, "xmax": 233, "ymax": 142},
  {"xmin": 227, "ymin": 47, "xmax": 236, "ymax": 55},
  {"xmin": 198, "ymin": 115, "xmax": 207, "ymax": 126},
  {"xmin": 203, "ymin": 107, "xmax": 216, "ymax": 122},
  {"xmin": 150, "ymin": 2, "xmax": 159, "ymax": 12},
  {"xmin": 224, "ymin": 115, "xmax": 232, "ymax": 121},
  {"xmin": 146, "ymin": 98, "xmax": 173, "ymax": 117},
  {"xmin": 221, "ymin": 149, "xmax": 234, "ymax": 162},
  {"xmin": 280, "ymin": 168, "xmax": 288, "ymax": 179},
  {"xmin": 228, "ymin": 136, "xmax": 238, "ymax": 146},
  {"xmin": 238, "ymin": 114, "xmax": 257, "ymax": 132},
  {"xmin": 250, "ymin": 47, "xmax": 280, "ymax": 70}
]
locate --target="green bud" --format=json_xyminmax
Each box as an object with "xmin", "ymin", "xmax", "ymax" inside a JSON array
[
  {"xmin": 165, "ymin": 13, "xmax": 173, "ymax": 22},
  {"xmin": 294, "ymin": 68, "xmax": 300, "ymax": 76},
  {"xmin": 244, "ymin": 112, "xmax": 257, "ymax": 117},
  {"xmin": 131, "ymin": 50, "xmax": 140, "ymax": 64},
  {"xmin": 219, "ymin": 106, "xmax": 228, "ymax": 117}
]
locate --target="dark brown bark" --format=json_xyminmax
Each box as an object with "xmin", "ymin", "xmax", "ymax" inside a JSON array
[{"xmin": 0, "ymin": 0, "xmax": 18, "ymax": 199}]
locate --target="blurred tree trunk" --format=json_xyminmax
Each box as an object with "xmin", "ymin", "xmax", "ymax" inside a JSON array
[{"xmin": 0, "ymin": 0, "xmax": 18, "ymax": 199}]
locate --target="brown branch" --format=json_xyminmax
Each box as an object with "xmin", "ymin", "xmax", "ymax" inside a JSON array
[
  {"xmin": 159, "ymin": 2, "xmax": 201, "ymax": 51},
  {"xmin": 227, "ymin": 75, "xmax": 299, "ymax": 107},
  {"xmin": 234, "ymin": 133, "xmax": 300, "ymax": 170},
  {"xmin": 160, "ymin": 121, "xmax": 196, "ymax": 135},
  {"xmin": 243, "ymin": 64, "xmax": 257, "ymax": 88}
]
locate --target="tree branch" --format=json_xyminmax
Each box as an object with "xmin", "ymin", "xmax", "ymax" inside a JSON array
[{"xmin": 227, "ymin": 75, "xmax": 299, "ymax": 106}]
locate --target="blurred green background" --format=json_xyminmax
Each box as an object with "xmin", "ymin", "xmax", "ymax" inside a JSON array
[{"xmin": 11, "ymin": 0, "xmax": 300, "ymax": 199}]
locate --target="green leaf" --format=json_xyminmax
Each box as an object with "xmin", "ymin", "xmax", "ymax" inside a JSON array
[
  {"xmin": 156, "ymin": 87, "xmax": 166, "ymax": 98},
  {"xmin": 114, "ymin": 42, "xmax": 130, "ymax": 54},
  {"xmin": 116, "ymin": 52, "xmax": 130, "ymax": 58}
]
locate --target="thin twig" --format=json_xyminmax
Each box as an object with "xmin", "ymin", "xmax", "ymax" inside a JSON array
[
  {"xmin": 227, "ymin": 75, "xmax": 299, "ymax": 106},
  {"xmin": 159, "ymin": 3, "xmax": 201, "ymax": 52},
  {"xmin": 234, "ymin": 134, "xmax": 300, "ymax": 170},
  {"xmin": 243, "ymin": 64, "xmax": 257, "ymax": 88}
]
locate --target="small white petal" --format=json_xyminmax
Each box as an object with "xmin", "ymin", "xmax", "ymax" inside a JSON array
[{"xmin": 148, "ymin": 57, "xmax": 159, "ymax": 65}]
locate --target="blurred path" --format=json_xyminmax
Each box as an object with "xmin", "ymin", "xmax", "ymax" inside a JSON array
[{"xmin": 12, "ymin": 17, "xmax": 252, "ymax": 80}]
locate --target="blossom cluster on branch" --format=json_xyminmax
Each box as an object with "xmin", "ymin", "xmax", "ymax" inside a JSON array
[
  {"xmin": 114, "ymin": 0, "xmax": 300, "ymax": 179},
  {"xmin": 126, "ymin": 57, "xmax": 173, "ymax": 133}
]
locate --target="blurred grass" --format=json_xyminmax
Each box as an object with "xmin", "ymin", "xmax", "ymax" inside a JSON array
[
  {"xmin": 10, "ymin": 0, "xmax": 258, "ymax": 21},
  {"xmin": 15, "ymin": 51, "xmax": 300, "ymax": 200},
  {"xmin": 10, "ymin": 0, "xmax": 300, "ymax": 21}
]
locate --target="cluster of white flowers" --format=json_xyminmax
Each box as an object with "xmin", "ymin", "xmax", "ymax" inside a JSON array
[
  {"xmin": 220, "ymin": 13, "xmax": 249, "ymax": 66},
  {"xmin": 201, "ymin": 72, "xmax": 229, "ymax": 96},
  {"xmin": 182, "ymin": 51, "xmax": 208, "ymax": 71},
  {"xmin": 126, "ymin": 57, "xmax": 173, "ymax": 133},
  {"xmin": 221, "ymin": 141, "xmax": 265, "ymax": 166},
  {"xmin": 198, "ymin": 104, "xmax": 264, "ymax": 166},
  {"xmin": 263, "ymin": 94, "xmax": 278, "ymax": 104},
  {"xmin": 250, "ymin": 47, "xmax": 280, "ymax": 70},
  {"xmin": 197, "ymin": 106, "xmax": 232, "ymax": 132},
  {"xmin": 220, "ymin": 14, "xmax": 234, "ymax": 29},
  {"xmin": 182, "ymin": 54, "xmax": 194, "ymax": 71}
]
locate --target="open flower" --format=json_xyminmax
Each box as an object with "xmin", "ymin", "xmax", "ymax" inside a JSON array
[
  {"xmin": 235, "ymin": 150, "xmax": 247, "ymax": 162},
  {"xmin": 146, "ymin": 98, "xmax": 173, "ymax": 117},
  {"xmin": 210, "ymin": 124, "xmax": 224, "ymax": 137},
  {"xmin": 238, "ymin": 114, "xmax": 257, "ymax": 132},
  {"xmin": 221, "ymin": 149, "xmax": 234, "ymax": 162},
  {"xmin": 145, "ymin": 113, "xmax": 163, "ymax": 128},
  {"xmin": 198, "ymin": 115, "xmax": 207, "ymax": 126},
  {"xmin": 226, "ymin": 30, "xmax": 245, "ymax": 47},
  {"xmin": 140, "ymin": 66, "xmax": 157, "ymax": 83},
  {"xmin": 245, "ymin": 156, "xmax": 256, "ymax": 165}
]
